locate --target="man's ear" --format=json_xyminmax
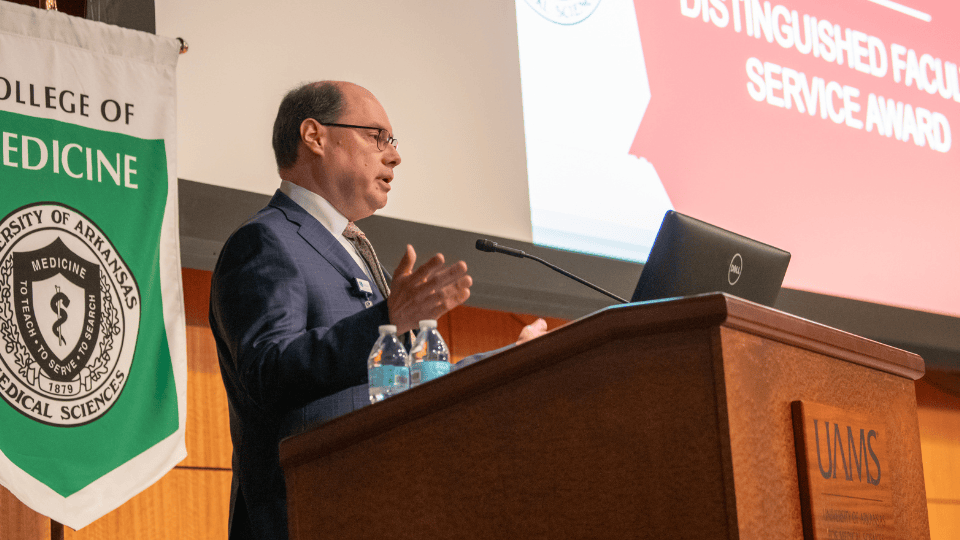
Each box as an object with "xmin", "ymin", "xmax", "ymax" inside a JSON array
[{"xmin": 300, "ymin": 118, "xmax": 326, "ymax": 157}]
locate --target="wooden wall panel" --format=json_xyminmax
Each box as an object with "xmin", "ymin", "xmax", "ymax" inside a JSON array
[
  {"xmin": 182, "ymin": 328, "xmax": 232, "ymax": 470},
  {"xmin": 442, "ymin": 305, "xmax": 566, "ymax": 363},
  {"xmin": 180, "ymin": 268, "xmax": 232, "ymax": 469},
  {"xmin": 926, "ymin": 504, "xmax": 960, "ymax": 540},
  {"xmin": 918, "ymin": 407, "xmax": 960, "ymax": 499},
  {"xmin": 181, "ymin": 268, "xmax": 212, "ymax": 329},
  {"xmin": 0, "ymin": 484, "xmax": 48, "ymax": 540},
  {"xmin": 915, "ymin": 375, "xmax": 960, "ymax": 540},
  {"xmin": 63, "ymin": 469, "xmax": 230, "ymax": 540}
]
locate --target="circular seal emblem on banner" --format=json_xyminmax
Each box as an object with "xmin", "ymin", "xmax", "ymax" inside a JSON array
[
  {"xmin": 523, "ymin": 0, "xmax": 602, "ymax": 25},
  {"xmin": 0, "ymin": 203, "xmax": 140, "ymax": 427}
]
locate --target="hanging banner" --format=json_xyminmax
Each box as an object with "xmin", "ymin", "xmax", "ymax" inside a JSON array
[{"xmin": 0, "ymin": 3, "xmax": 186, "ymax": 530}]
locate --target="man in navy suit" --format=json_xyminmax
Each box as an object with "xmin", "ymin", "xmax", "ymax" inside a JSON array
[{"xmin": 210, "ymin": 81, "xmax": 545, "ymax": 540}]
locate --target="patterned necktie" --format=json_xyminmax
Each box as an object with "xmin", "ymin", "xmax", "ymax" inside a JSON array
[{"xmin": 343, "ymin": 222, "xmax": 390, "ymax": 297}]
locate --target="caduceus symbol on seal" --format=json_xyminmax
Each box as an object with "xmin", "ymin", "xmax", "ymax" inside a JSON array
[{"xmin": 51, "ymin": 285, "xmax": 70, "ymax": 346}]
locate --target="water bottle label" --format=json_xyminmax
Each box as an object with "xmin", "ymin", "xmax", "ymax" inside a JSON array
[
  {"xmin": 368, "ymin": 365, "xmax": 409, "ymax": 388},
  {"xmin": 410, "ymin": 361, "xmax": 451, "ymax": 385}
]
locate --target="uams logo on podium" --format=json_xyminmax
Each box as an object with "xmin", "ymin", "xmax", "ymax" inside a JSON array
[
  {"xmin": 792, "ymin": 401, "xmax": 894, "ymax": 540},
  {"xmin": 0, "ymin": 203, "xmax": 140, "ymax": 427}
]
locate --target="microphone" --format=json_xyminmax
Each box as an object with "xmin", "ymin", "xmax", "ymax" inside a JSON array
[
  {"xmin": 475, "ymin": 239, "xmax": 525, "ymax": 258},
  {"xmin": 475, "ymin": 239, "xmax": 628, "ymax": 304}
]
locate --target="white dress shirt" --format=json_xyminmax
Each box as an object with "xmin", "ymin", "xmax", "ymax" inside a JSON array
[{"xmin": 279, "ymin": 180, "xmax": 374, "ymax": 281}]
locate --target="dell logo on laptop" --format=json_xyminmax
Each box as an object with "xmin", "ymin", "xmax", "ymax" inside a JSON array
[{"xmin": 728, "ymin": 254, "xmax": 743, "ymax": 285}]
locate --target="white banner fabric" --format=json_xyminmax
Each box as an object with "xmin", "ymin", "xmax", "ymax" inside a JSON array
[{"xmin": 0, "ymin": 3, "xmax": 187, "ymax": 530}]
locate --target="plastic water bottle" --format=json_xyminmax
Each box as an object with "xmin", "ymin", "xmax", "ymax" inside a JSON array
[
  {"xmin": 368, "ymin": 325, "xmax": 409, "ymax": 403},
  {"xmin": 407, "ymin": 320, "xmax": 451, "ymax": 388}
]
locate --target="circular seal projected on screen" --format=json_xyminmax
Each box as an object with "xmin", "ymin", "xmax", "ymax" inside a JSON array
[{"xmin": 523, "ymin": 0, "xmax": 602, "ymax": 25}]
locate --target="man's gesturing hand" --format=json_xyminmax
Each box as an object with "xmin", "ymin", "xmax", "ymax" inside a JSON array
[{"xmin": 388, "ymin": 245, "xmax": 472, "ymax": 334}]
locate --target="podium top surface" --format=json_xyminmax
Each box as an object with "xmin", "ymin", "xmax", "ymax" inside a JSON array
[
  {"xmin": 279, "ymin": 293, "xmax": 924, "ymax": 469},
  {"xmin": 548, "ymin": 293, "xmax": 923, "ymax": 381}
]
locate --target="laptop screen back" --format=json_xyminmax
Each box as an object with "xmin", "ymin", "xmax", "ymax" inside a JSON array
[{"xmin": 631, "ymin": 211, "xmax": 791, "ymax": 307}]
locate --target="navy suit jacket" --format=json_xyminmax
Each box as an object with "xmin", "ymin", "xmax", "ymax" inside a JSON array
[{"xmin": 209, "ymin": 191, "xmax": 389, "ymax": 540}]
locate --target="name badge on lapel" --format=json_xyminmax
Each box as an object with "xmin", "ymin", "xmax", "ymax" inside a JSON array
[
  {"xmin": 355, "ymin": 278, "xmax": 373, "ymax": 295},
  {"xmin": 354, "ymin": 278, "xmax": 375, "ymax": 307}
]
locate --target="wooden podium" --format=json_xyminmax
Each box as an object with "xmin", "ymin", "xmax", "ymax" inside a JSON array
[{"xmin": 279, "ymin": 293, "xmax": 930, "ymax": 539}]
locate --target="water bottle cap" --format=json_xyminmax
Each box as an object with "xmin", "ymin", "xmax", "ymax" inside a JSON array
[
  {"xmin": 378, "ymin": 324, "xmax": 397, "ymax": 334},
  {"xmin": 418, "ymin": 319, "xmax": 437, "ymax": 329}
]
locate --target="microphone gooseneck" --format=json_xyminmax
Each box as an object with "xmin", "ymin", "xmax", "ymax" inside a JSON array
[{"xmin": 474, "ymin": 239, "xmax": 628, "ymax": 304}]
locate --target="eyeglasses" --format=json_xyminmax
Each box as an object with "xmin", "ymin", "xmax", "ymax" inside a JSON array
[{"xmin": 319, "ymin": 122, "xmax": 399, "ymax": 151}]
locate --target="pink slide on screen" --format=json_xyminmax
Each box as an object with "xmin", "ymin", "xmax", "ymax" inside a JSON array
[{"xmin": 630, "ymin": 0, "xmax": 960, "ymax": 316}]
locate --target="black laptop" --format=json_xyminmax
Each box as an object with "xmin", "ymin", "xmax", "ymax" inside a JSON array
[{"xmin": 630, "ymin": 211, "xmax": 791, "ymax": 307}]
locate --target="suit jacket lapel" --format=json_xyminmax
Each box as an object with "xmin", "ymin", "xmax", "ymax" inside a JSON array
[{"xmin": 268, "ymin": 191, "xmax": 385, "ymax": 302}]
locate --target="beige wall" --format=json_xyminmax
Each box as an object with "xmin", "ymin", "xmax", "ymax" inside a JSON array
[{"xmin": 155, "ymin": 0, "xmax": 534, "ymax": 244}]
